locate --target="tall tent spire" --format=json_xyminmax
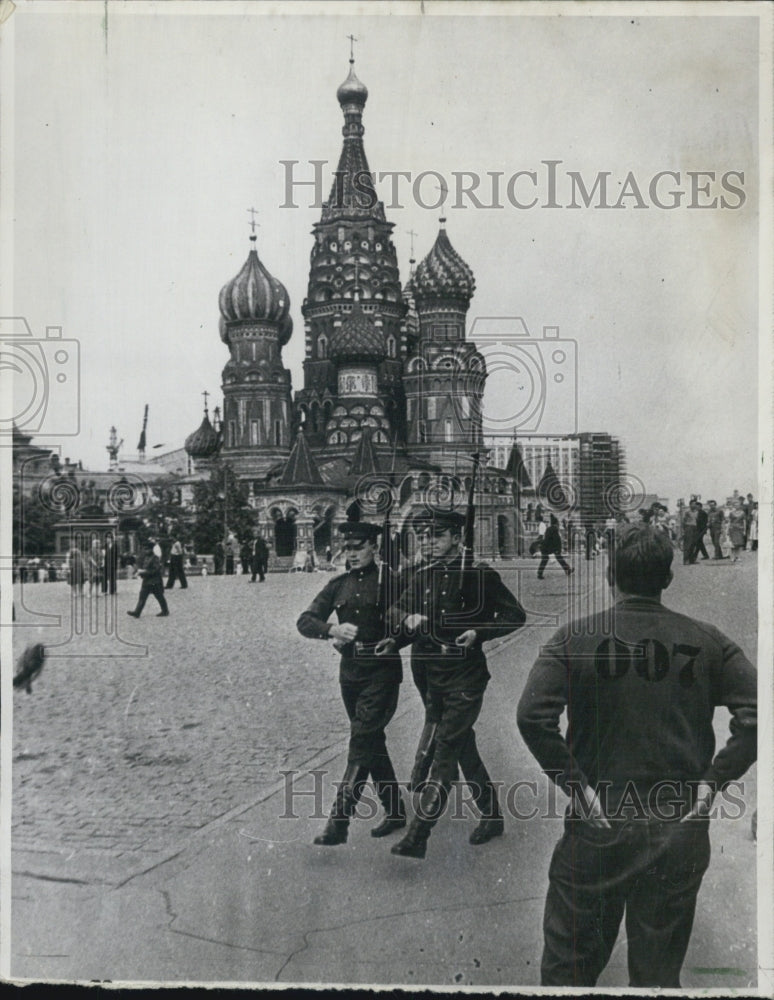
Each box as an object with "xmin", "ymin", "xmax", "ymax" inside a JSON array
[
  {"xmin": 278, "ymin": 426, "xmax": 324, "ymax": 486},
  {"xmin": 323, "ymin": 53, "xmax": 383, "ymax": 223}
]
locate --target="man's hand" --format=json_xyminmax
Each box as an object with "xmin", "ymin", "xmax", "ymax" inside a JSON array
[
  {"xmin": 329, "ymin": 623, "xmax": 358, "ymax": 643},
  {"xmin": 374, "ymin": 638, "xmax": 397, "ymax": 656},
  {"xmin": 403, "ymin": 614, "xmax": 428, "ymax": 632},
  {"xmin": 455, "ymin": 630, "xmax": 477, "ymax": 649},
  {"xmin": 576, "ymin": 785, "xmax": 611, "ymax": 829},
  {"xmin": 680, "ymin": 781, "xmax": 715, "ymax": 822}
]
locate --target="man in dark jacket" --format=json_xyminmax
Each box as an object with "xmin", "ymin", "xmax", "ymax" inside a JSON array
[
  {"xmin": 127, "ymin": 542, "xmax": 169, "ymax": 618},
  {"xmin": 250, "ymin": 533, "xmax": 269, "ymax": 582},
  {"xmin": 297, "ymin": 521, "xmax": 404, "ymax": 845},
  {"xmin": 707, "ymin": 500, "xmax": 725, "ymax": 559},
  {"xmin": 102, "ymin": 533, "xmax": 118, "ymax": 595},
  {"xmin": 537, "ymin": 514, "xmax": 574, "ymax": 579},
  {"xmin": 381, "ymin": 509, "xmax": 526, "ymax": 859},
  {"xmin": 690, "ymin": 501, "xmax": 710, "ymax": 562},
  {"xmin": 517, "ymin": 523, "xmax": 757, "ymax": 988},
  {"xmin": 165, "ymin": 537, "xmax": 188, "ymax": 590}
]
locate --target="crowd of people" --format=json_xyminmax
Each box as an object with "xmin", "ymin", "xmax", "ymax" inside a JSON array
[{"xmin": 524, "ymin": 488, "xmax": 758, "ymax": 567}]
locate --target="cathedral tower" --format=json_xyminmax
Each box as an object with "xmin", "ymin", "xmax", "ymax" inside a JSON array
[
  {"xmin": 298, "ymin": 56, "xmax": 406, "ymax": 451},
  {"xmin": 218, "ymin": 234, "xmax": 294, "ymax": 477},
  {"xmin": 404, "ymin": 220, "xmax": 486, "ymax": 463}
]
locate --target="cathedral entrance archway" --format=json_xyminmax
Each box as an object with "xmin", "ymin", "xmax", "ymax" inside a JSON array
[{"xmin": 270, "ymin": 507, "xmax": 298, "ymax": 557}]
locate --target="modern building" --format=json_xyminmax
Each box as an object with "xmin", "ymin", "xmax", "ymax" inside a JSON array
[{"xmin": 486, "ymin": 431, "xmax": 625, "ymax": 526}]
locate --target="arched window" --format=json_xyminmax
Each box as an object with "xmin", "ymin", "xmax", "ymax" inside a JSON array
[
  {"xmin": 318, "ymin": 334, "xmax": 328, "ymax": 359},
  {"xmin": 386, "ymin": 334, "xmax": 397, "ymax": 358}
]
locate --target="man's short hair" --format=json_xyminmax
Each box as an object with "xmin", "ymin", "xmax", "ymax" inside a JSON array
[{"xmin": 611, "ymin": 523, "xmax": 673, "ymax": 597}]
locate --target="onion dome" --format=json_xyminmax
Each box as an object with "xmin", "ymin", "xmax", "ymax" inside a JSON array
[
  {"xmin": 185, "ymin": 408, "xmax": 220, "ymax": 460},
  {"xmin": 330, "ymin": 301, "xmax": 386, "ymax": 363},
  {"xmin": 413, "ymin": 222, "xmax": 475, "ymax": 305},
  {"xmin": 337, "ymin": 61, "xmax": 368, "ymax": 106},
  {"xmin": 218, "ymin": 238, "xmax": 293, "ymax": 346}
]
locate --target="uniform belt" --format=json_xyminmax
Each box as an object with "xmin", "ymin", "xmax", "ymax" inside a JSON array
[
  {"xmin": 353, "ymin": 641, "xmax": 383, "ymax": 657},
  {"xmin": 415, "ymin": 638, "xmax": 464, "ymax": 656}
]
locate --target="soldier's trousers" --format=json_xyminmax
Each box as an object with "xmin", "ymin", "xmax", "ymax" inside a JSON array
[
  {"xmin": 541, "ymin": 815, "xmax": 710, "ymax": 988},
  {"xmin": 414, "ymin": 686, "xmax": 501, "ymax": 822},
  {"xmin": 413, "ymin": 665, "xmax": 496, "ymax": 809},
  {"xmin": 340, "ymin": 677, "xmax": 400, "ymax": 773}
]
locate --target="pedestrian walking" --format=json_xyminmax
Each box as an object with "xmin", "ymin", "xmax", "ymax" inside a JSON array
[
  {"xmin": 537, "ymin": 515, "xmax": 574, "ymax": 579},
  {"xmin": 67, "ymin": 547, "xmax": 85, "ymax": 597},
  {"xmin": 517, "ymin": 523, "xmax": 757, "ymax": 988},
  {"xmin": 743, "ymin": 492, "xmax": 754, "ymax": 548},
  {"xmin": 214, "ymin": 540, "xmax": 225, "ymax": 576},
  {"xmin": 87, "ymin": 540, "xmax": 104, "ymax": 595},
  {"xmin": 727, "ymin": 497, "xmax": 746, "ymax": 562},
  {"xmin": 707, "ymin": 500, "xmax": 726, "ymax": 559},
  {"xmin": 749, "ymin": 502, "xmax": 758, "ymax": 551},
  {"xmin": 681, "ymin": 499, "xmax": 699, "ymax": 564},
  {"xmin": 165, "ymin": 537, "xmax": 188, "ymax": 590},
  {"xmin": 127, "ymin": 541, "xmax": 169, "ymax": 618},
  {"xmin": 690, "ymin": 501, "xmax": 710, "ymax": 561},
  {"xmin": 381, "ymin": 509, "xmax": 526, "ymax": 859},
  {"xmin": 297, "ymin": 521, "xmax": 405, "ymax": 845},
  {"xmin": 102, "ymin": 533, "xmax": 118, "ymax": 594},
  {"xmin": 393, "ymin": 512, "xmax": 519, "ymax": 850},
  {"xmin": 225, "ymin": 537, "xmax": 236, "ymax": 576},
  {"xmin": 529, "ymin": 516, "xmax": 547, "ymax": 556},
  {"xmin": 239, "ymin": 539, "xmax": 252, "ymax": 576},
  {"xmin": 250, "ymin": 532, "xmax": 269, "ymax": 583}
]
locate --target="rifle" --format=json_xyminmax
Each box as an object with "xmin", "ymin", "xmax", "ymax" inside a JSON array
[
  {"xmin": 458, "ymin": 451, "xmax": 481, "ymax": 594},
  {"xmin": 370, "ymin": 487, "xmax": 402, "ymax": 656}
]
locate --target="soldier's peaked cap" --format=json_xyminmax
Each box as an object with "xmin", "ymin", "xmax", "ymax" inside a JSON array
[
  {"xmin": 337, "ymin": 521, "xmax": 381, "ymax": 542},
  {"xmin": 412, "ymin": 508, "xmax": 465, "ymax": 532}
]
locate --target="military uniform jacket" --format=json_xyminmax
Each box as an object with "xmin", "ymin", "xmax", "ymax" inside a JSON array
[
  {"xmin": 297, "ymin": 562, "xmax": 402, "ymax": 685},
  {"xmin": 517, "ymin": 597, "xmax": 757, "ymax": 804},
  {"xmin": 389, "ymin": 555, "xmax": 526, "ymax": 693}
]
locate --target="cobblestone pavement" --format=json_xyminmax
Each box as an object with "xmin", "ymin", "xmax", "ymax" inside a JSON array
[
  {"xmin": 12, "ymin": 572, "xmax": 356, "ymax": 879},
  {"xmin": 10, "ymin": 551, "xmax": 759, "ymax": 987},
  {"xmin": 12, "ymin": 552, "xmax": 758, "ymax": 887}
]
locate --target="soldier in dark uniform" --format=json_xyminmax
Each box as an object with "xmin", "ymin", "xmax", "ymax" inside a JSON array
[
  {"xmin": 297, "ymin": 521, "xmax": 405, "ymax": 845},
  {"xmin": 379, "ymin": 510, "xmax": 526, "ymax": 859}
]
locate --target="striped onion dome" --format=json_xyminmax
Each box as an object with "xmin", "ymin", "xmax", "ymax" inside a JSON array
[
  {"xmin": 218, "ymin": 238, "xmax": 293, "ymax": 346},
  {"xmin": 184, "ymin": 411, "xmax": 220, "ymax": 459},
  {"xmin": 413, "ymin": 223, "xmax": 475, "ymax": 305}
]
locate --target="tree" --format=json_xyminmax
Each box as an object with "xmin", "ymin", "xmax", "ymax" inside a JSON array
[
  {"xmin": 12, "ymin": 483, "xmax": 60, "ymax": 556},
  {"xmin": 191, "ymin": 462, "xmax": 255, "ymax": 554},
  {"xmin": 136, "ymin": 481, "xmax": 191, "ymax": 554}
]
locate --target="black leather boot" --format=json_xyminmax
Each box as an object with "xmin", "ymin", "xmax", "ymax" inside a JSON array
[
  {"xmin": 391, "ymin": 781, "xmax": 447, "ymax": 859},
  {"xmin": 409, "ymin": 722, "xmax": 437, "ymax": 792},
  {"xmin": 370, "ymin": 758, "xmax": 407, "ymax": 838},
  {"xmin": 313, "ymin": 763, "xmax": 368, "ymax": 846},
  {"xmin": 469, "ymin": 781, "xmax": 505, "ymax": 845}
]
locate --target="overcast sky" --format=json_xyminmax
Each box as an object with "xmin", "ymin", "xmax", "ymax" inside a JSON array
[{"xmin": 7, "ymin": 2, "xmax": 763, "ymax": 504}]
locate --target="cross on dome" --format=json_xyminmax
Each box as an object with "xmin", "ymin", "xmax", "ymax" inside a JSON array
[{"xmin": 247, "ymin": 207, "xmax": 260, "ymax": 241}]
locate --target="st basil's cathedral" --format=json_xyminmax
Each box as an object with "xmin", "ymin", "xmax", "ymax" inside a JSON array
[{"xmin": 184, "ymin": 57, "xmax": 525, "ymax": 564}]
